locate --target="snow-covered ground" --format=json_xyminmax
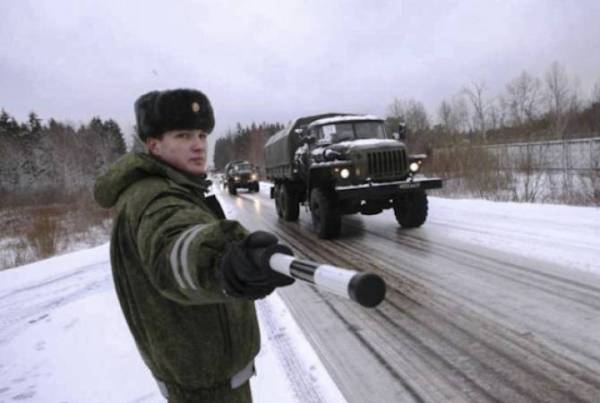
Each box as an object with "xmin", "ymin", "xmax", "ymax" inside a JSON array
[
  {"xmin": 0, "ymin": 246, "xmax": 346, "ymax": 403},
  {"xmin": 1, "ymin": 192, "xmax": 599, "ymax": 402},
  {"xmin": 427, "ymin": 197, "xmax": 600, "ymax": 274}
]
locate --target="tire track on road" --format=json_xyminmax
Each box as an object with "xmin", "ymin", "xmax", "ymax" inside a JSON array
[{"xmin": 222, "ymin": 188, "xmax": 600, "ymax": 402}]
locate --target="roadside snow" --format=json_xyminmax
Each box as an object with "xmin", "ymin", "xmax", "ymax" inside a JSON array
[
  {"xmin": 254, "ymin": 179, "xmax": 600, "ymax": 275},
  {"xmin": 428, "ymin": 197, "xmax": 600, "ymax": 274},
  {"xmin": 0, "ymin": 246, "xmax": 346, "ymax": 403}
]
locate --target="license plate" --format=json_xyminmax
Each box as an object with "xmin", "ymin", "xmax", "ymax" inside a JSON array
[{"xmin": 398, "ymin": 182, "xmax": 420, "ymax": 190}]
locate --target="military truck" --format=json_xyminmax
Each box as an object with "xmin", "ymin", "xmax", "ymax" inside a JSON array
[
  {"xmin": 264, "ymin": 113, "xmax": 442, "ymax": 238},
  {"xmin": 223, "ymin": 160, "xmax": 260, "ymax": 195}
]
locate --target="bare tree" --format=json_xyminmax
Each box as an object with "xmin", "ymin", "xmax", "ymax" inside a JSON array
[
  {"xmin": 544, "ymin": 61, "xmax": 580, "ymax": 199},
  {"xmin": 487, "ymin": 98, "xmax": 505, "ymax": 132},
  {"xmin": 438, "ymin": 94, "xmax": 474, "ymax": 135},
  {"xmin": 438, "ymin": 99, "xmax": 453, "ymax": 133},
  {"xmin": 463, "ymin": 81, "xmax": 489, "ymax": 140},
  {"xmin": 386, "ymin": 98, "xmax": 430, "ymax": 133},
  {"xmin": 505, "ymin": 70, "xmax": 543, "ymax": 126},
  {"xmin": 386, "ymin": 98, "xmax": 405, "ymax": 121},
  {"xmin": 592, "ymin": 81, "xmax": 600, "ymax": 105},
  {"xmin": 406, "ymin": 99, "xmax": 430, "ymax": 133},
  {"xmin": 451, "ymin": 94, "xmax": 470, "ymax": 133},
  {"xmin": 513, "ymin": 143, "xmax": 549, "ymax": 203},
  {"xmin": 545, "ymin": 61, "xmax": 578, "ymax": 138},
  {"xmin": 591, "ymin": 81, "xmax": 600, "ymax": 136}
]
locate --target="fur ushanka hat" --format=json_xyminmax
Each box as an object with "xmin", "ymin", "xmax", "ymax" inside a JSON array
[{"xmin": 134, "ymin": 88, "xmax": 215, "ymax": 141}]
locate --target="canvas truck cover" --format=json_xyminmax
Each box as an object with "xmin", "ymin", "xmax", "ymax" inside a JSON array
[{"xmin": 264, "ymin": 113, "xmax": 347, "ymax": 180}]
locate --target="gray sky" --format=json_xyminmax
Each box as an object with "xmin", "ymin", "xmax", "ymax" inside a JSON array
[{"xmin": 1, "ymin": 0, "xmax": 599, "ymax": 161}]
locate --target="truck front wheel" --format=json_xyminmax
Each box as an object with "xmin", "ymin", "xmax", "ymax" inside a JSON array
[
  {"xmin": 394, "ymin": 190, "xmax": 428, "ymax": 228},
  {"xmin": 279, "ymin": 184, "xmax": 299, "ymax": 221},
  {"xmin": 274, "ymin": 185, "xmax": 283, "ymax": 218},
  {"xmin": 310, "ymin": 188, "xmax": 341, "ymax": 239}
]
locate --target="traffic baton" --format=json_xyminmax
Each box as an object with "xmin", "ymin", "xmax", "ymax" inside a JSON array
[{"xmin": 253, "ymin": 244, "xmax": 386, "ymax": 308}]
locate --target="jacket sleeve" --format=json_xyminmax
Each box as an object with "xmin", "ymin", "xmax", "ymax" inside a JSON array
[{"xmin": 135, "ymin": 193, "xmax": 248, "ymax": 305}]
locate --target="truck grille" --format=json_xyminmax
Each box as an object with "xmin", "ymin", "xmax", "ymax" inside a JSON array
[{"xmin": 367, "ymin": 149, "xmax": 407, "ymax": 179}]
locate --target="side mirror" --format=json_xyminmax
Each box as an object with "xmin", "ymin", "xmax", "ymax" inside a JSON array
[
  {"xmin": 397, "ymin": 123, "xmax": 407, "ymax": 141},
  {"xmin": 300, "ymin": 134, "xmax": 316, "ymax": 145}
]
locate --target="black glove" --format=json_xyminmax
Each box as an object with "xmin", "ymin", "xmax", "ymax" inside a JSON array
[{"xmin": 219, "ymin": 231, "xmax": 295, "ymax": 300}]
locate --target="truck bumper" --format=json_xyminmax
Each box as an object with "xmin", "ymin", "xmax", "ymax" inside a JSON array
[
  {"xmin": 232, "ymin": 180, "xmax": 257, "ymax": 188},
  {"xmin": 335, "ymin": 177, "xmax": 442, "ymax": 201}
]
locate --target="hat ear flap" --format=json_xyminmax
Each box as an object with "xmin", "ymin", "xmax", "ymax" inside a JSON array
[{"xmin": 135, "ymin": 91, "xmax": 160, "ymax": 141}]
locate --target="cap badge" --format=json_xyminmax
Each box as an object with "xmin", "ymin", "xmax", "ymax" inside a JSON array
[{"xmin": 191, "ymin": 102, "xmax": 200, "ymax": 113}]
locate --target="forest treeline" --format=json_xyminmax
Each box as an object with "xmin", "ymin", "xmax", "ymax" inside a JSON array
[
  {"xmin": 1, "ymin": 62, "xmax": 598, "ymax": 205},
  {"xmin": 383, "ymin": 62, "xmax": 600, "ymax": 154},
  {"xmin": 213, "ymin": 122, "xmax": 285, "ymax": 171},
  {"xmin": 0, "ymin": 110, "xmax": 126, "ymax": 205},
  {"xmin": 380, "ymin": 62, "xmax": 600, "ymax": 205},
  {"xmin": 212, "ymin": 62, "xmax": 599, "ymax": 175}
]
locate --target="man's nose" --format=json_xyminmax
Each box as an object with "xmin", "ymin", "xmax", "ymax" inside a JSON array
[{"xmin": 191, "ymin": 137, "xmax": 205, "ymax": 150}]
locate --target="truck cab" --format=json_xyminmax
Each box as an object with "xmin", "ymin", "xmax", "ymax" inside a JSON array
[{"xmin": 299, "ymin": 115, "xmax": 411, "ymax": 185}]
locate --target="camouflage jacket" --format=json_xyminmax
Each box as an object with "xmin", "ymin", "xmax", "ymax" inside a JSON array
[{"xmin": 94, "ymin": 152, "xmax": 260, "ymax": 389}]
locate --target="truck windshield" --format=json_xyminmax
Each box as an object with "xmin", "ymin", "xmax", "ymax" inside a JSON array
[
  {"xmin": 234, "ymin": 164, "xmax": 252, "ymax": 171},
  {"xmin": 320, "ymin": 121, "xmax": 386, "ymax": 143}
]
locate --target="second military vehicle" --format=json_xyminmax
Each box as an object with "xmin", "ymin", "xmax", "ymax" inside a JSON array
[
  {"xmin": 223, "ymin": 160, "xmax": 260, "ymax": 195},
  {"xmin": 264, "ymin": 113, "xmax": 442, "ymax": 238}
]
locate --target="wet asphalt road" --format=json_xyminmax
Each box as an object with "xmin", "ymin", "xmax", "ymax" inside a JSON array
[{"xmin": 217, "ymin": 184, "xmax": 600, "ymax": 403}]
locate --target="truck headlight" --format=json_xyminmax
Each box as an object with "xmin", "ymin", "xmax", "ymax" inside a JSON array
[
  {"xmin": 234, "ymin": 176, "xmax": 240, "ymax": 181},
  {"xmin": 340, "ymin": 168, "xmax": 350, "ymax": 179},
  {"xmin": 409, "ymin": 162, "xmax": 420, "ymax": 173},
  {"xmin": 251, "ymin": 174, "xmax": 258, "ymax": 180}
]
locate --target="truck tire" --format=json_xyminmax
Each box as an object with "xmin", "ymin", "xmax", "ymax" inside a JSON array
[
  {"xmin": 252, "ymin": 182, "xmax": 260, "ymax": 192},
  {"xmin": 228, "ymin": 183, "xmax": 237, "ymax": 196},
  {"xmin": 310, "ymin": 188, "xmax": 341, "ymax": 239},
  {"xmin": 394, "ymin": 190, "xmax": 428, "ymax": 228},
  {"xmin": 274, "ymin": 185, "xmax": 283, "ymax": 218},
  {"xmin": 280, "ymin": 184, "xmax": 299, "ymax": 221}
]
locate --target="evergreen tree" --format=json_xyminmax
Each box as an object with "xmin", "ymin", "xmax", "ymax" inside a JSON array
[
  {"xmin": 212, "ymin": 122, "xmax": 283, "ymax": 171},
  {"xmin": 0, "ymin": 109, "xmax": 20, "ymax": 137},
  {"xmin": 28, "ymin": 111, "xmax": 43, "ymax": 133},
  {"xmin": 103, "ymin": 119, "xmax": 127, "ymax": 157}
]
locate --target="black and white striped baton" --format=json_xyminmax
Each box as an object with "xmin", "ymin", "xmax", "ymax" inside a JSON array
[{"xmin": 252, "ymin": 244, "xmax": 386, "ymax": 308}]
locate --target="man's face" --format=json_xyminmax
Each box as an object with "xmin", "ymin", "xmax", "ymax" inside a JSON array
[{"xmin": 146, "ymin": 129, "xmax": 208, "ymax": 175}]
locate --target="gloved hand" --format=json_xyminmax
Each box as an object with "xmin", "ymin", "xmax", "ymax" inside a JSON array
[{"xmin": 219, "ymin": 231, "xmax": 295, "ymax": 299}]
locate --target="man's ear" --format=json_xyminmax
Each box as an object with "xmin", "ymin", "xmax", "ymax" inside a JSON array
[{"xmin": 146, "ymin": 138, "xmax": 161, "ymax": 156}]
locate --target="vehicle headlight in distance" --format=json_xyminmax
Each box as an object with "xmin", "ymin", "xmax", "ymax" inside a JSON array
[
  {"xmin": 234, "ymin": 176, "xmax": 240, "ymax": 181},
  {"xmin": 340, "ymin": 168, "xmax": 351, "ymax": 179},
  {"xmin": 409, "ymin": 162, "xmax": 420, "ymax": 173},
  {"xmin": 251, "ymin": 174, "xmax": 258, "ymax": 180}
]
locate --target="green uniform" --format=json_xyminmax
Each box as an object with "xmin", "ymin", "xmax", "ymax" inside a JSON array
[{"xmin": 94, "ymin": 152, "xmax": 260, "ymax": 403}]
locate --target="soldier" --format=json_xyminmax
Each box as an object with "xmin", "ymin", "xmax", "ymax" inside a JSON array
[{"xmin": 94, "ymin": 88, "xmax": 294, "ymax": 403}]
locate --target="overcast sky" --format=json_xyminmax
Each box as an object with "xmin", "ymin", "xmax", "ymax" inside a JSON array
[{"xmin": 1, "ymin": 0, "xmax": 599, "ymax": 159}]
